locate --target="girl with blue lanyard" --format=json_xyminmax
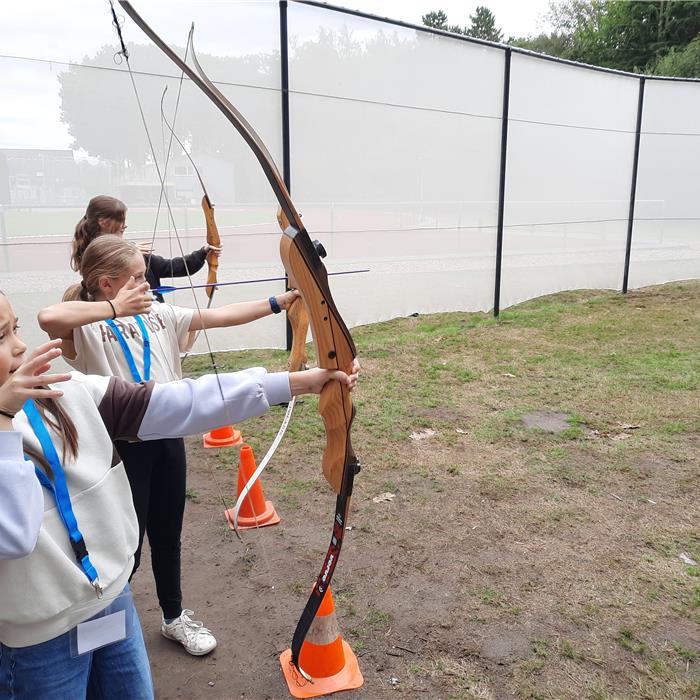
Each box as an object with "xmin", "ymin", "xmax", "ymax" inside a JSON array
[
  {"xmin": 38, "ymin": 235, "xmax": 302, "ymax": 657},
  {"xmin": 0, "ymin": 291, "xmax": 358, "ymax": 698}
]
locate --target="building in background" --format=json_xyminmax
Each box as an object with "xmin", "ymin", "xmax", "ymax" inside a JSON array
[{"xmin": 0, "ymin": 149, "xmax": 113, "ymax": 205}]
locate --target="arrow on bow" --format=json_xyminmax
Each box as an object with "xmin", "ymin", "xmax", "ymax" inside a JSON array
[
  {"xmin": 118, "ymin": 2, "xmax": 361, "ymax": 680},
  {"xmin": 153, "ymin": 269, "xmax": 369, "ymax": 296}
]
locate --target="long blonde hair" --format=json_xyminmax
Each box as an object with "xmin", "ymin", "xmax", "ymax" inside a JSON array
[
  {"xmin": 64, "ymin": 236, "xmax": 141, "ymax": 302},
  {"xmin": 71, "ymin": 195, "xmax": 127, "ymax": 272}
]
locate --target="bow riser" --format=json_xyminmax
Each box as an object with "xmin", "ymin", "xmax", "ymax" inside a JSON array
[
  {"xmin": 279, "ymin": 235, "xmax": 355, "ymax": 368},
  {"xmin": 201, "ymin": 194, "xmax": 220, "ymax": 300},
  {"xmin": 280, "ymin": 231, "xmax": 356, "ymax": 494}
]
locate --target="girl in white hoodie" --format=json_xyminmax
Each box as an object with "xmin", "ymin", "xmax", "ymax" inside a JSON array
[{"xmin": 0, "ymin": 291, "xmax": 357, "ymax": 699}]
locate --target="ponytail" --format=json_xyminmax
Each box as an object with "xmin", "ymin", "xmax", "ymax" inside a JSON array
[
  {"xmin": 71, "ymin": 195, "xmax": 127, "ymax": 272},
  {"xmin": 62, "ymin": 279, "xmax": 90, "ymax": 302},
  {"xmin": 71, "ymin": 216, "xmax": 101, "ymax": 272}
]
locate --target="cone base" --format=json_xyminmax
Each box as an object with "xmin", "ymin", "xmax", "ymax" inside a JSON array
[
  {"xmin": 279, "ymin": 641, "xmax": 364, "ymax": 698},
  {"xmin": 224, "ymin": 501, "xmax": 280, "ymax": 530},
  {"xmin": 203, "ymin": 429, "xmax": 243, "ymax": 448}
]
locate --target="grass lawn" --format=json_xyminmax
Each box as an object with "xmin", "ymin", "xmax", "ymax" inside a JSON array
[{"xmin": 170, "ymin": 280, "xmax": 699, "ymax": 699}]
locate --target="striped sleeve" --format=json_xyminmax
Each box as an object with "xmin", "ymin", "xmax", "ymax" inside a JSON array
[
  {"xmin": 94, "ymin": 370, "xmax": 292, "ymax": 442},
  {"xmin": 97, "ymin": 377, "xmax": 155, "ymax": 441}
]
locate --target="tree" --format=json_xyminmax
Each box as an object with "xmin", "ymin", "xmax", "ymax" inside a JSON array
[
  {"xmin": 422, "ymin": 9, "xmax": 467, "ymax": 35},
  {"xmin": 466, "ymin": 6, "xmax": 503, "ymax": 42},
  {"xmin": 422, "ymin": 10, "xmax": 450, "ymax": 31},
  {"xmin": 652, "ymin": 34, "xmax": 700, "ymax": 76},
  {"xmin": 602, "ymin": 0, "xmax": 700, "ymax": 72},
  {"xmin": 541, "ymin": 0, "xmax": 609, "ymax": 65},
  {"xmin": 509, "ymin": 32, "xmax": 573, "ymax": 57},
  {"xmin": 422, "ymin": 6, "xmax": 504, "ymax": 40},
  {"xmin": 58, "ymin": 43, "xmax": 279, "ymax": 202},
  {"xmin": 510, "ymin": 1, "xmax": 700, "ymax": 73}
]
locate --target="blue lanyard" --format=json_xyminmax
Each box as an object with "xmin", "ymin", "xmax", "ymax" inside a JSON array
[
  {"xmin": 105, "ymin": 315, "xmax": 151, "ymax": 383},
  {"xmin": 23, "ymin": 399, "xmax": 102, "ymax": 597}
]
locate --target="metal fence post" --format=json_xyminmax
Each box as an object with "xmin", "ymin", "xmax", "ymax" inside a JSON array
[
  {"xmin": 280, "ymin": 0, "xmax": 294, "ymax": 351},
  {"xmin": 493, "ymin": 48, "xmax": 511, "ymax": 317},
  {"xmin": 622, "ymin": 77, "xmax": 645, "ymax": 294}
]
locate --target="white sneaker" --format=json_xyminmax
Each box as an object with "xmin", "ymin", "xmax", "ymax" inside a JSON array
[{"xmin": 161, "ymin": 609, "xmax": 217, "ymax": 656}]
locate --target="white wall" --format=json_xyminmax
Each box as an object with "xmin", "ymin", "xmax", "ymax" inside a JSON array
[{"xmin": 1, "ymin": 2, "xmax": 698, "ymax": 356}]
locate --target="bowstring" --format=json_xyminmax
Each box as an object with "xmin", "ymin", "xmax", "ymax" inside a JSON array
[
  {"xmin": 149, "ymin": 23, "xmax": 283, "ymax": 554},
  {"xmin": 152, "ymin": 27, "xmax": 283, "ymax": 553},
  {"xmin": 155, "ymin": 26, "xmax": 192, "ymax": 289},
  {"xmin": 158, "ymin": 89, "xmax": 175, "ymax": 284},
  {"xmin": 158, "ymin": 90, "xmax": 216, "ymax": 357},
  {"xmin": 149, "ymin": 20, "xmax": 299, "ymax": 567},
  {"xmin": 115, "ymin": 2, "xmax": 360, "ymax": 672},
  {"xmin": 153, "ymin": 116, "xmax": 306, "ymax": 542},
  {"xmin": 110, "ymin": 2, "xmax": 236, "ymax": 515},
  {"xmin": 152, "ymin": 31, "xmax": 240, "ymax": 523},
  {"xmin": 110, "ymin": 1, "xmax": 283, "ymax": 611}
]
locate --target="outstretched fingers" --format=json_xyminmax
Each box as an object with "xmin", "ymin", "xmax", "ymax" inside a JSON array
[
  {"xmin": 0, "ymin": 340, "xmax": 72, "ymax": 414},
  {"xmin": 21, "ymin": 339, "xmax": 66, "ymax": 376},
  {"xmin": 15, "ymin": 342, "xmax": 72, "ymax": 396}
]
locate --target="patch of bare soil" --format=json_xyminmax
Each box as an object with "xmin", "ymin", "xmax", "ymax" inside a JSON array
[
  {"xmin": 131, "ymin": 435, "xmax": 699, "ymax": 699},
  {"xmin": 521, "ymin": 411, "xmax": 571, "ymax": 433}
]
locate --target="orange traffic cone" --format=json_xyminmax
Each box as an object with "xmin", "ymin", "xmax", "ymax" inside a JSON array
[
  {"xmin": 203, "ymin": 424, "xmax": 243, "ymax": 448},
  {"xmin": 224, "ymin": 444, "xmax": 280, "ymax": 530},
  {"xmin": 280, "ymin": 586, "xmax": 363, "ymax": 698}
]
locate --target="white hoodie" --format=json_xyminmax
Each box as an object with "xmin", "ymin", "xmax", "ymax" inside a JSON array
[{"xmin": 0, "ymin": 368, "xmax": 291, "ymax": 647}]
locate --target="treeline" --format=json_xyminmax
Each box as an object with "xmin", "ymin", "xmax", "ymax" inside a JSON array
[{"xmin": 422, "ymin": 1, "xmax": 700, "ymax": 77}]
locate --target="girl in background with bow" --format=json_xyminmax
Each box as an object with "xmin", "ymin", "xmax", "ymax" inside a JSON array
[
  {"xmin": 0, "ymin": 288, "xmax": 358, "ymax": 698},
  {"xmin": 38, "ymin": 235, "xmax": 303, "ymax": 657},
  {"xmin": 71, "ymin": 195, "xmax": 222, "ymax": 302}
]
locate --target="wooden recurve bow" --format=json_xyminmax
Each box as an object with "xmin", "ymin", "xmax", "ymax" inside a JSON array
[{"xmin": 118, "ymin": 2, "xmax": 361, "ymax": 680}]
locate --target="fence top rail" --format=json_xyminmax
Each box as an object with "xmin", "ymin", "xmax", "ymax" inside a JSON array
[
  {"xmin": 4, "ymin": 5, "xmax": 698, "ymax": 85},
  {"xmin": 293, "ymin": 0, "xmax": 700, "ymax": 85}
]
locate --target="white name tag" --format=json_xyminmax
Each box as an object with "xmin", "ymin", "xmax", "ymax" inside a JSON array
[{"xmin": 76, "ymin": 609, "xmax": 127, "ymax": 654}]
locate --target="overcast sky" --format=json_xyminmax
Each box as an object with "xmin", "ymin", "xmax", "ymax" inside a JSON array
[
  {"xmin": 0, "ymin": 1, "xmax": 553, "ymax": 150},
  {"xmin": 333, "ymin": 0, "xmax": 553, "ymax": 39}
]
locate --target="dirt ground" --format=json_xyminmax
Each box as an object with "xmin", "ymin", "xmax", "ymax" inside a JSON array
[{"xmin": 131, "ymin": 282, "xmax": 700, "ymax": 700}]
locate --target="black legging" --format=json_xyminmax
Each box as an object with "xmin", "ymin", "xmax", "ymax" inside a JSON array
[{"xmin": 115, "ymin": 438, "xmax": 186, "ymax": 621}]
